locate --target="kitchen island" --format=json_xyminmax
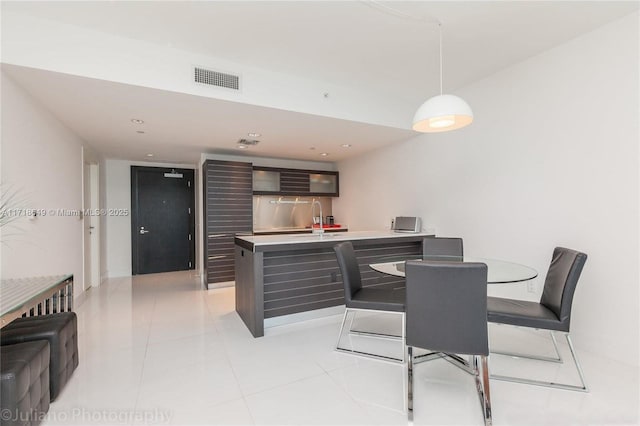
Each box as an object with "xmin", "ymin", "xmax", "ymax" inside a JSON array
[{"xmin": 234, "ymin": 231, "xmax": 431, "ymax": 337}]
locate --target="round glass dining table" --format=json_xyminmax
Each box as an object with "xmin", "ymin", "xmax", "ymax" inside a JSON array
[{"xmin": 369, "ymin": 255, "xmax": 538, "ymax": 284}]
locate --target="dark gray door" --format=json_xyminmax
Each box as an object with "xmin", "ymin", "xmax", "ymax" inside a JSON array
[{"xmin": 131, "ymin": 166, "xmax": 195, "ymax": 275}]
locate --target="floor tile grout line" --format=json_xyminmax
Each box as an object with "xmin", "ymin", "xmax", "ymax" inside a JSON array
[
  {"xmin": 133, "ymin": 287, "xmax": 157, "ymax": 412},
  {"xmin": 214, "ymin": 316, "xmax": 258, "ymax": 426},
  {"xmin": 212, "ymin": 305, "xmax": 329, "ymax": 418},
  {"xmin": 324, "ymin": 359, "xmax": 408, "ymax": 422},
  {"xmin": 239, "ymin": 369, "xmax": 330, "ymax": 399}
]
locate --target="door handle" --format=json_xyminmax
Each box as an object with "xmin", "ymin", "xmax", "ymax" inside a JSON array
[{"xmin": 140, "ymin": 228, "xmax": 150, "ymax": 234}]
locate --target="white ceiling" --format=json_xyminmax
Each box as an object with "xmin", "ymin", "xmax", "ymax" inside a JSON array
[
  {"xmin": 2, "ymin": 1, "xmax": 637, "ymax": 164},
  {"xmin": 2, "ymin": 64, "xmax": 414, "ymax": 164}
]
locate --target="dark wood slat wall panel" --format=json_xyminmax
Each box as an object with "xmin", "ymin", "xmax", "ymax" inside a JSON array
[
  {"xmin": 262, "ymin": 242, "xmax": 421, "ymax": 318},
  {"xmin": 203, "ymin": 160, "xmax": 253, "ymax": 285},
  {"xmin": 235, "ymin": 246, "xmax": 265, "ymax": 337},
  {"xmin": 280, "ymin": 170, "xmax": 310, "ymax": 193},
  {"xmin": 265, "ymin": 282, "xmax": 345, "ymax": 300}
]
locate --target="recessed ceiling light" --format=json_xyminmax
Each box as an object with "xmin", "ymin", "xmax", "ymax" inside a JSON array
[
  {"xmin": 320, "ymin": 152, "xmax": 329, "ymax": 157},
  {"xmin": 146, "ymin": 153, "xmax": 154, "ymax": 157},
  {"xmin": 309, "ymin": 147, "xmax": 316, "ymax": 151},
  {"xmin": 237, "ymin": 145, "xmax": 248, "ymax": 149},
  {"xmin": 248, "ymin": 132, "xmax": 261, "ymax": 138},
  {"xmin": 341, "ymin": 144, "xmax": 352, "ymax": 148},
  {"xmin": 137, "ymin": 130, "xmax": 145, "ymax": 134},
  {"xmin": 131, "ymin": 119, "xmax": 144, "ymax": 124}
]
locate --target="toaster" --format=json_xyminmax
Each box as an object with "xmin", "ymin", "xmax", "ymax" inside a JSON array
[{"xmin": 393, "ymin": 216, "xmax": 422, "ymax": 233}]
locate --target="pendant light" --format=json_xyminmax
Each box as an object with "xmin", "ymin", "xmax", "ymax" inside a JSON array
[{"xmin": 412, "ymin": 24, "xmax": 473, "ymax": 133}]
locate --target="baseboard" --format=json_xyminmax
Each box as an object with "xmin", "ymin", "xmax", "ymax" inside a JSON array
[
  {"xmin": 207, "ymin": 280, "xmax": 235, "ymax": 290},
  {"xmin": 264, "ymin": 305, "xmax": 345, "ymax": 329}
]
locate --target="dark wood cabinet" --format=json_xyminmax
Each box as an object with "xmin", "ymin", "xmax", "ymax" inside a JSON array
[
  {"xmin": 202, "ymin": 160, "xmax": 253, "ymax": 286},
  {"xmin": 280, "ymin": 169, "xmax": 310, "ymax": 193},
  {"xmin": 253, "ymin": 166, "xmax": 339, "ymax": 197}
]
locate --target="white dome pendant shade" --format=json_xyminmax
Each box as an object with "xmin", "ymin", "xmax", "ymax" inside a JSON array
[
  {"xmin": 412, "ymin": 24, "xmax": 473, "ymax": 133},
  {"xmin": 412, "ymin": 94, "xmax": 473, "ymax": 132}
]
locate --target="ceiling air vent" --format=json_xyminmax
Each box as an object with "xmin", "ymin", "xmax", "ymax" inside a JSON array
[
  {"xmin": 194, "ymin": 67, "xmax": 240, "ymax": 90},
  {"xmin": 237, "ymin": 139, "xmax": 260, "ymax": 146}
]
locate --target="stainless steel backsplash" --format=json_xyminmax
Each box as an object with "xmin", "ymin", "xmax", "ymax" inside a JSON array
[{"xmin": 253, "ymin": 196, "xmax": 333, "ymax": 231}]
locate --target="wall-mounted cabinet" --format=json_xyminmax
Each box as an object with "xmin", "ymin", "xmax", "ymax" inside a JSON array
[
  {"xmin": 310, "ymin": 173, "xmax": 338, "ymax": 194},
  {"xmin": 253, "ymin": 166, "xmax": 339, "ymax": 197}
]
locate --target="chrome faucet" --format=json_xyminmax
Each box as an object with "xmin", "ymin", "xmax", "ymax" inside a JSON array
[{"xmin": 311, "ymin": 199, "xmax": 324, "ymax": 234}]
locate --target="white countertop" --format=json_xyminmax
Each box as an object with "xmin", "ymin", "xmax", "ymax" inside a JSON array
[
  {"xmin": 236, "ymin": 230, "xmax": 431, "ymax": 246},
  {"xmin": 253, "ymin": 226, "xmax": 347, "ymax": 234}
]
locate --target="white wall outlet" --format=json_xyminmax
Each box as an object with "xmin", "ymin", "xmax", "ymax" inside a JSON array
[{"xmin": 527, "ymin": 281, "xmax": 536, "ymax": 293}]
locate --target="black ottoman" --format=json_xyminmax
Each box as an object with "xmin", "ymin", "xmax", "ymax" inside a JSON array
[
  {"xmin": 1, "ymin": 313, "xmax": 78, "ymax": 401},
  {"xmin": 1, "ymin": 341, "xmax": 50, "ymax": 426}
]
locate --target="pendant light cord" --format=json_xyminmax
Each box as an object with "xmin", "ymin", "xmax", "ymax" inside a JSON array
[
  {"xmin": 363, "ymin": 0, "xmax": 440, "ymax": 24},
  {"xmin": 439, "ymin": 23, "xmax": 443, "ymax": 96},
  {"xmin": 363, "ymin": 0, "xmax": 443, "ymax": 94}
]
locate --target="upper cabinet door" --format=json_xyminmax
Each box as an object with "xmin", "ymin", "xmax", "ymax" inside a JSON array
[
  {"xmin": 309, "ymin": 172, "xmax": 338, "ymax": 195},
  {"xmin": 253, "ymin": 169, "xmax": 280, "ymax": 192}
]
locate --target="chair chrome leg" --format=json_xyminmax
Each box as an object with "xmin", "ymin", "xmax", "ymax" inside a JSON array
[
  {"xmin": 335, "ymin": 308, "xmax": 349, "ymax": 350},
  {"xmin": 401, "ymin": 312, "xmax": 406, "ymax": 363},
  {"xmin": 348, "ymin": 309, "xmax": 356, "ymax": 332},
  {"xmin": 491, "ymin": 329, "xmax": 563, "ymax": 363},
  {"xmin": 473, "ymin": 355, "xmax": 481, "ymax": 398},
  {"xmin": 481, "ymin": 356, "xmax": 492, "ymax": 426},
  {"xmin": 407, "ymin": 346, "xmax": 414, "ymax": 422},
  {"xmin": 550, "ymin": 331, "xmax": 563, "ymax": 363},
  {"xmin": 491, "ymin": 332, "xmax": 588, "ymax": 392},
  {"xmin": 348, "ymin": 330, "xmax": 403, "ymax": 340},
  {"xmin": 335, "ymin": 309, "xmax": 405, "ymax": 363},
  {"xmin": 472, "ymin": 356, "xmax": 492, "ymax": 426},
  {"xmin": 565, "ymin": 333, "xmax": 588, "ymax": 392},
  {"xmin": 348, "ymin": 310, "xmax": 403, "ymax": 340}
]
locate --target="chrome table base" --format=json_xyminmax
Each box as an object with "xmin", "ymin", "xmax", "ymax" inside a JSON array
[{"xmin": 408, "ymin": 347, "xmax": 493, "ymax": 426}]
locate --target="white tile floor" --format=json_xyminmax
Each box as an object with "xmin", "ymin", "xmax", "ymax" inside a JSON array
[{"xmin": 42, "ymin": 271, "xmax": 638, "ymax": 425}]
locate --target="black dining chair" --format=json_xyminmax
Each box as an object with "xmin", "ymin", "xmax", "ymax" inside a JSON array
[
  {"xmin": 333, "ymin": 242, "xmax": 406, "ymax": 363},
  {"xmin": 405, "ymin": 260, "xmax": 492, "ymax": 425},
  {"xmin": 487, "ymin": 247, "xmax": 588, "ymax": 391},
  {"xmin": 423, "ymin": 237, "xmax": 464, "ymax": 260}
]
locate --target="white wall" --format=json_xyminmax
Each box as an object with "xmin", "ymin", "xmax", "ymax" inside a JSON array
[
  {"xmin": 334, "ymin": 12, "xmax": 639, "ymax": 366},
  {"xmin": 0, "ymin": 71, "xmax": 88, "ymax": 292},
  {"xmin": 99, "ymin": 156, "xmax": 108, "ymax": 282}
]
